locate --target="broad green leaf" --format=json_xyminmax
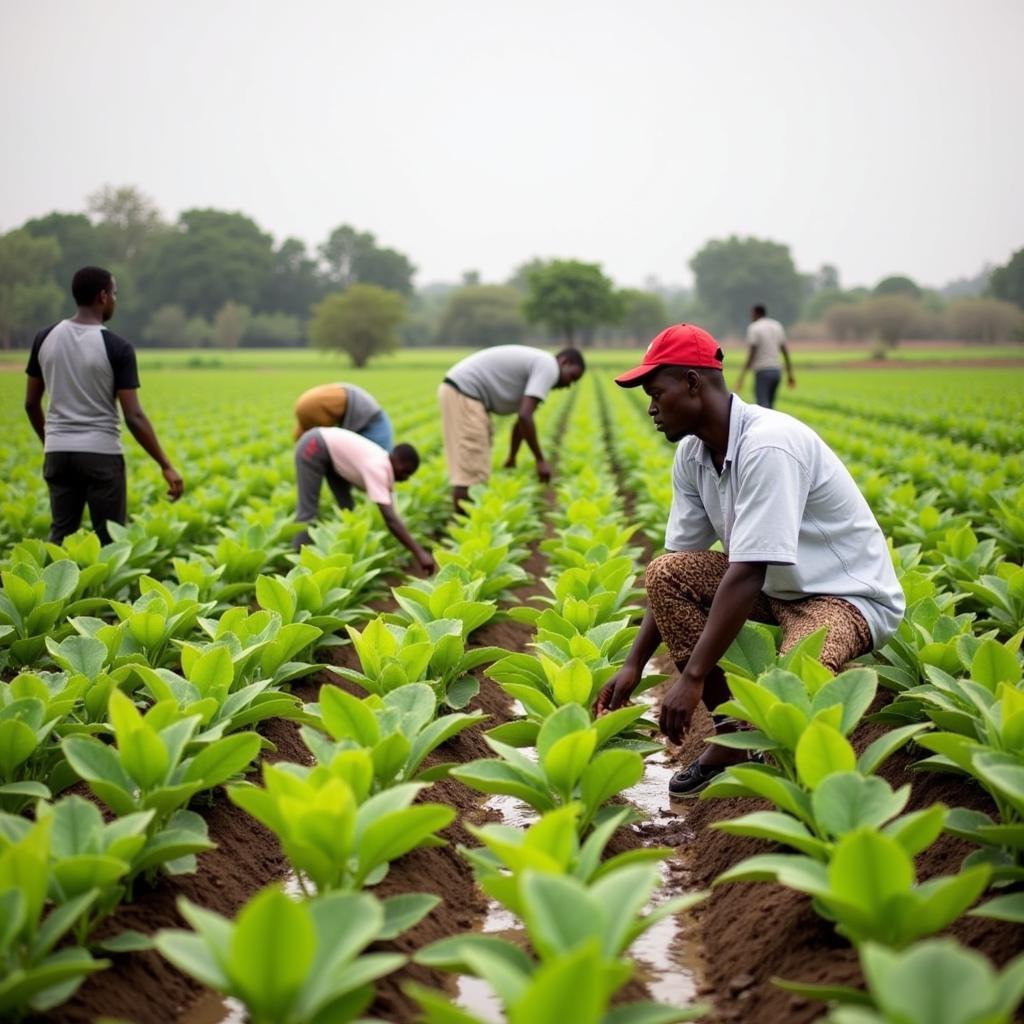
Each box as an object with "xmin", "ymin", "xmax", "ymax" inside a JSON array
[
  {"xmin": 228, "ymin": 887, "xmax": 314, "ymax": 1020},
  {"xmin": 795, "ymin": 721, "xmax": 856, "ymax": 790}
]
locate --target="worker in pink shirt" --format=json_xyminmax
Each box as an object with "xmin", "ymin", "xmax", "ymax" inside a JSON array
[{"xmin": 293, "ymin": 426, "xmax": 436, "ymax": 574}]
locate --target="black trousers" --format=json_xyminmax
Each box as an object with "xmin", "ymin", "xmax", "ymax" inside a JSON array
[
  {"xmin": 43, "ymin": 451, "xmax": 127, "ymax": 545},
  {"xmin": 755, "ymin": 368, "xmax": 782, "ymax": 408}
]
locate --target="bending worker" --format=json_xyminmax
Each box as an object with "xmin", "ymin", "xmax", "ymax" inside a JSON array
[
  {"xmin": 438, "ymin": 344, "xmax": 585, "ymax": 511},
  {"xmin": 596, "ymin": 323, "xmax": 904, "ymax": 798},
  {"xmin": 293, "ymin": 426, "xmax": 435, "ymax": 574},
  {"xmin": 293, "ymin": 382, "xmax": 393, "ymax": 450}
]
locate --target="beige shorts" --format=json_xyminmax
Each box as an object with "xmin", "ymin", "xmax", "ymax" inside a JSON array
[{"xmin": 438, "ymin": 382, "xmax": 493, "ymax": 487}]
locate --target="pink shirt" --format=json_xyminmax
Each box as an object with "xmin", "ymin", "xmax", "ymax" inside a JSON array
[{"xmin": 319, "ymin": 428, "xmax": 394, "ymax": 505}]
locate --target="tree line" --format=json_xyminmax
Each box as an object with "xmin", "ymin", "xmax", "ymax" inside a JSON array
[{"xmin": 1, "ymin": 184, "xmax": 1022, "ymax": 360}]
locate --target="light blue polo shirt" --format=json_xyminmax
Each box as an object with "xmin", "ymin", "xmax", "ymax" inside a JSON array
[{"xmin": 665, "ymin": 394, "xmax": 905, "ymax": 647}]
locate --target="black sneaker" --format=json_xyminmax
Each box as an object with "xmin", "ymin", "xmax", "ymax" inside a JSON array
[{"xmin": 668, "ymin": 760, "xmax": 725, "ymax": 798}]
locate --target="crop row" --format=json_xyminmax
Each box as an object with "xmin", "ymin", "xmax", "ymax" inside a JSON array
[{"xmin": 598, "ymin": 375, "xmax": 1024, "ymax": 1023}]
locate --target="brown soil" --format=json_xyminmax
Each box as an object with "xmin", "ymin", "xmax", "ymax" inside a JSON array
[{"xmin": 673, "ymin": 698, "xmax": 1024, "ymax": 1024}]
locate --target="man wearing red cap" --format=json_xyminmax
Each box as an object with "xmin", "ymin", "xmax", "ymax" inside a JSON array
[{"xmin": 597, "ymin": 324, "xmax": 904, "ymax": 796}]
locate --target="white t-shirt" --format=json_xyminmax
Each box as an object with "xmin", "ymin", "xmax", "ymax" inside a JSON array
[
  {"xmin": 320, "ymin": 428, "xmax": 395, "ymax": 505},
  {"xmin": 665, "ymin": 395, "xmax": 905, "ymax": 647},
  {"xmin": 746, "ymin": 317, "xmax": 786, "ymax": 372}
]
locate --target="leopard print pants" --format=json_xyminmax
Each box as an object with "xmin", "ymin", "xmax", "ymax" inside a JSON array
[{"xmin": 645, "ymin": 550, "xmax": 873, "ymax": 673}]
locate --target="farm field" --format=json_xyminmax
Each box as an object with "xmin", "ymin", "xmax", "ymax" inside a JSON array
[{"xmin": 2, "ymin": 351, "xmax": 1024, "ymax": 1024}]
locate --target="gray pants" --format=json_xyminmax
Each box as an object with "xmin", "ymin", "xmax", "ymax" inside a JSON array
[
  {"xmin": 294, "ymin": 429, "xmax": 353, "ymax": 548},
  {"xmin": 755, "ymin": 368, "xmax": 782, "ymax": 408}
]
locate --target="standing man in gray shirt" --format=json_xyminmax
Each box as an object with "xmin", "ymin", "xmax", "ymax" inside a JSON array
[
  {"xmin": 438, "ymin": 344, "xmax": 585, "ymax": 511},
  {"xmin": 596, "ymin": 324, "xmax": 903, "ymax": 797},
  {"xmin": 735, "ymin": 304, "xmax": 796, "ymax": 408},
  {"xmin": 24, "ymin": 266, "xmax": 184, "ymax": 545}
]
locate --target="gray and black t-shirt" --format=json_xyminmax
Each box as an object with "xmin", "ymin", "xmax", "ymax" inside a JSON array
[{"xmin": 26, "ymin": 320, "xmax": 140, "ymax": 454}]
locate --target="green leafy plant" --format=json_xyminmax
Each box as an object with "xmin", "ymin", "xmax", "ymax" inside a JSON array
[
  {"xmin": 0, "ymin": 814, "xmax": 109, "ymax": 1019},
  {"xmin": 452, "ymin": 703, "xmax": 646, "ymax": 833},
  {"xmin": 302, "ymin": 682, "xmax": 485, "ymax": 789},
  {"xmin": 412, "ymin": 865, "xmax": 706, "ymax": 1024},
  {"xmin": 715, "ymin": 827, "xmax": 990, "ymax": 948},
  {"xmin": 133, "ymin": 643, "xmax": 308, "ymax": 742},
  {"xmin": 485, "ymin": 653, "xmax": 660, "ymax": 754},
  {"xmin": 338, "ymin": 615, "xmax": 502, "ymax": 710},
  {"xmin": 390, "ymin": 564, "xmax": 498, "ymax": 637},
  {"xmin": 461, "ymin": 803, "xmax": 671, "ymax": 916},
  {"xmin": 0, "ymin": 560, "xmax": 90, "ymax": 666},
  {"xmin": 155, "ymin": 885, "xmax": 435, "ymax": 1024},
  {"xmin": 190, "ymin": 608, "xmax": 323, "ymax": 688},
  {"xmin": 62, "ymin": 690, "xmax": 259, "ymax": 880},
  {"xmin": 104, "ymin": 577, "xmax": 214, "ymax": 667},
  {"xmin": 778, "ymin": 939, "xmax": 1024, "ymax": 1024},
  {"xmin": 228, "ymin": 759, "xmax": 454, "ymax": 891}
]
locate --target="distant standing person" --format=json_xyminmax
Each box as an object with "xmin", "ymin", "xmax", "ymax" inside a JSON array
[
  {"xmin": 438, "ymin": 345, "xmax": 585, "ymax": 511},
  {"xmin": 293, "ymin": 382, "xmax": 393, "ymax": 450},
  {"xmin": 24, "ymin": 266, "xmax": 184, "ymax": 545},
  {"xmin": 736, "ymin": 304, "xmax": 795, "ymax": 408},
  {"xmin": 293, "ymin": 426, "xmax": 435, "ymax": 574}
]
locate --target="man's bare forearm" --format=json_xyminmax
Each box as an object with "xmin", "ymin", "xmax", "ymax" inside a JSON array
[
  {"xmin": 380, "ymin": 505, "xmax": 424, "ymax": 558},
  {"xmin": 622, "ymin": 606, "xmax": 663, "ymax": 674},
  {"xmin": 516, "ymin": 414, "xmax": 545, "ymax": 463},
  {"xmin": 124, "ymin": 410, "xmax": 173, "ymax": 469},
  {"xmin": 25, "ymin": 404, "xmax": 45, "ymax": 443}
]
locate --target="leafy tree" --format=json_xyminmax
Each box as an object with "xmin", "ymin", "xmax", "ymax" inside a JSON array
[
  {"xmin": 244, "ymin": 312, "xmax": 304, "ymax": 347},
  {"xmin": 990, "ymin": 247, "xmax": 1024, "ymax": 310},
  {"xmin": 319, "ymin": 225, "xmax": 415, "ymax": 296},
  {"xmin": 802, "ymin": 288, "xmax": 857, "ymax": 323},
  {"xmin": 86, "ymin": 184, "xmax": 164, "ymax": 262},
  {"xmin": 356, "ymin": 245, "xmax": 416, "ymax": 296},
  {"xmin": 143, "ymin": 304, "xmax": 190, "ymax": 347},
  {"xmin": 945, "ymin": 297, "xmax": 1024, "ymax": 342},
  {"xmin": 137, "ymin": 210, "xmax": 275, "ymax": 319},
  {"xmin": 212, "ymin": 301, "xmax": 252, "ymax": 349},
  {"xmin": 813, "ymin": 263, "xmax": 840, "ymax": 292},
  {"xmin": 825, "ymin": 303, "xmax": 870, "ymax": 341},
  {"xmin": 617, "ymin": 288, "xmax": 667, "ymax": 343},
  {"xmin": 184, "ymin": 315, "xmax": 213, "ymax": 348},
  {"xmin": 522, "ymin": 259, "xmax": 620, "ymax": 344},
  {"xmin": 402, "ymin": 284, "xmax": 455, "ymax": 347},
  {"xmin": 861, "ymin": 295, "xmax": 921, "ymax": 354},
  {"xmin": 690, "ymin": 235, "xmax": 802, "ymax": 335},
  {"xmin": 873, "ymin": 274, "xmax": 921, "ymax": 299},
  {"xmin": 259, "ymin": 237, "xmax": 326, "ymax": 317},
  {"xmin": 309, "ymin": 285, "xmax": 406, "ymax": 367},
  {"xmin": 0, "ymin": 230, "xmax": 64, "ymax": 347},
  {"xmin": 437, "ymin": 285, "xmax": 527, "ymax": 346},
  {"xmin": 506, "ymin": 258, "xmax": 547, "ymax": 295},
  {"xmin": 22, "ymin": 212, "xmax": 112, "ymax": 290}
]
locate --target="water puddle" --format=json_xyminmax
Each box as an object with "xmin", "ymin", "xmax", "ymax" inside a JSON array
[{"xmin": 455, "ymin": 669, "xmax": 707, "ymax": 1018}]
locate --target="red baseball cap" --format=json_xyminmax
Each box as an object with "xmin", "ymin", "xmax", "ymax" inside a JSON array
[{"xmin": 614, "ymin": 323, "xmax": 723, "ymax": 387}]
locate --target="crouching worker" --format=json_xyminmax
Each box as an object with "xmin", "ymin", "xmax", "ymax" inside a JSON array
[
  {"xmin": 595, "ymin": 324, "xmax": 905, "ymax": 797},
  {"xmin": 293, "ymin": 427, "xmax": 436, "ymax": 574}
]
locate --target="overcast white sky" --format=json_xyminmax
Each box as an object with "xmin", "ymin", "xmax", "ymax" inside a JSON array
[{"xmin": 2, "ymin": 0, "xmax": 1022, "ymax": 290}]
